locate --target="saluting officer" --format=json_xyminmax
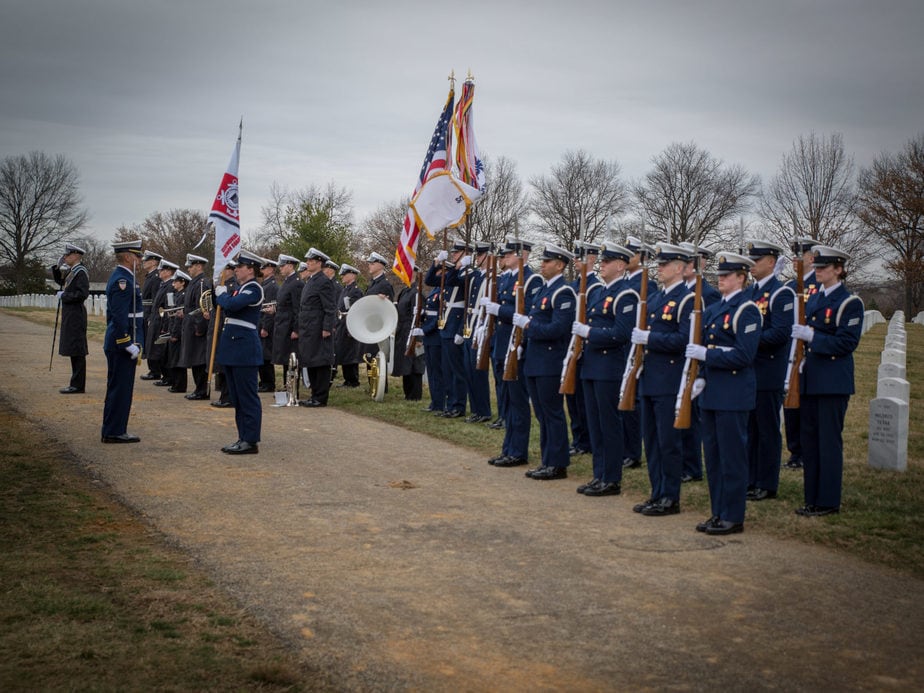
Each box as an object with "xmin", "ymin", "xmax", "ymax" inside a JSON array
[
  {"xmin": 791, "ymin": 246, "xmax": 863, "ymax": 516},
  {"xmin": 214, "ymin": 250, "xmax": 265, "ymax": 454},
  {"xmin": 685, "ymin": 252, "xmax": 762, "ymax": 535},
  {"xmin": 101, "ymin": 240, "xmax": 145, "ymax": 443},
  {"xmin": 517, "ymin": 244, "xmax": 577, "ymax": 481},
  {"xmin": 566, "ymin": 241, "xmax": 602, "ymax": 457},
  {"xmin": 258, "ymin": 258, "xmax": 279, "ymax": 392},
  {"xmin": 571, "ymin": 243, "xmax": 638, "ymax": 496},
  {"xmin": 56, "ymin": 242, "xmax": 90, "ymax": 395},
  {"xmin": 631, "ymin": 243, "xmax": 694, "ymax": 516},
  {"xmin": 297, "ymin": 248, "xmax": 337, "ymax": 408},
  {"xmin": 745, "ymin": 239, "xmax": 796, "ymax": 501},
  {"xmin": 334, "ymin": 264, "xmax": 364, "ymax": 388}
]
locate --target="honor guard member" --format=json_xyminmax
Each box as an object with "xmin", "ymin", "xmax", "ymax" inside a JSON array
[
  {"xmin": 417, "ymin": 273, "xmax": 447, "ymax": 412},
  {"xmin": 214, "ymin": 250, "xmax": 265, "ymax": 454},
  {"xmin": 139, "ymin": 250, "xmax": 164, "ymax": 380},
  {"xmin": 461, "ymin": 241, "xmax": 493, "ymax": 423},
  {"xmin": 165, "ymin": 270, "xmax": 189, "ymax": 392},
  {"xmin": 334, "ymin": 264, "xmax": 364, "ymax": 388},
  {"xmin": 571, "ymin": 243, "xmax": 638, "ymax": 496},
  {"xmin": 566, "ymin": 240, "xmax": 602, "ymax": 456},
  {"xmin": 631, "ymin": 243, "xmax": 694, "ymax": 515},
  {"xmin": 209, "ymin": 263, "xmax": 239, "ymax": 408},
  {"xmin": 425, "ymin": 241, "xmax": 468, "ymax": 417},
  {"xmin": 784, "ymin": 236, "xmax": 820, "ymax": 469},
  {"xmin": 258, "ymin": 257, "xmax": 278, "ymax": 392},
  {"xmin": 484, "ymin": 238, "xmax": 542, "ymax": 467},
  {"xmin": 55, "ymin": 242, "xmax": 90, "ymax": 394},
  {"xmin": 101, "ymin": 239, "xmax": 145, "ymax": 443},
  {"xmin": 622, "ymin": 236, "xmax": 658, "ymax": 470},
  {"xmin": 745, "ymin": 239, "xmax": 796, "ymax": 501},
  {"xmin": 145, "ymin": 259, "xmax": 179, "ymax": 388},
  {"xmin": 685, "ymin": 252, "xmax": 762, "ymax": 534},
  {"xmin": 516, "ymin": 244, "xmax": 577, "ymax": 480},
  {"xmin": 480, "ymin": 244, "xmax": 513, "ymax": 429},
  {"xmin": 393, "ymin": 265, "xmax": 426, "ymax": 400},
  {"xmin": 297, "ymin": 248, "xmax": 337, "ymax": 407},
  {"xmin": 679, "ymin": 242, "xmax": 722, "ymax": 305},
  {"xmin": 270, "ymin": 254, "xmax": 304, "ymax": 390},
  {"xmin": 179, "ymin": 253, "xmax": 211, "ymax": 400},
  {"xmin": 791, "ymin": 246, "xmax": 863, "ymax": 516}
]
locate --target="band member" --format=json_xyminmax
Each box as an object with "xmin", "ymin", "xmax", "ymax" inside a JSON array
[
  {"xmin": 365, "ymin": 252, "xmax": 395, "ymax": 300},
  {"xmin": 517, "ymin": 244, "xmax": 577, "ymax": 480},
  {"xmin": 685, "ymin": 252, "xmax": 762, "ymax": 534},
  {"xmin": 179, "ymin": 254, "xmax": 211, "ymax": 400},
  {"xmin": 145, "ymin": 259, "xmax": 179, "ymax": 388},
  {"xmin": 425, "ymin": 241, "xmax": 467, "ymax": 418},
  {"xmin": 165, "ymin": 270, "xmax": 189, "ymax": 392},
  {"xmin": 55, "ymin": 242, "xmax": 90, "ymax": 394},
  {"xmin": 214, "ymin": 250, "xmax": 265, "ymax": 454},
  {"xmin": 461, "ymin": 241, "xmax": 493, "ymax": 423},
  {"xmin": 298, "ymin": 248, "xmax": 337, "ymax": 407},
  {"xmin": 571, "ymin": 243, "xmax": 638, "ymax": 496},
  {"xmin": 297, "ymin": 261, "xmax": 310, "ymax": 282},
  {"xmin": 393, "ymin": 265, "xmax": 426, "ymax": 401},
  {"xmin": 334, "ymin": 264, "xmax": 363, "ymax": 387},
  {"xmin": 258, "ymin": 258, "xmax": 278, "ymax": 392},
  {"xmin": 784, "ymin": 237, "xmax": 820, "ymax": 470},
  {"xmin": 745, "ymin": 240, "xmax": 796, "ymax": 501},
  {"xmin": 631, "ymin": 243, "xmax": 693, "ymax": 515},
  {"xmin": 101, "ymin": 240, "xmax": 145, "ymax": 443},
  {"xmin": 792, "ymin": 246, "xmax": 863, "ymax": 516},
  {"xmin": 271, "ymin": 254, "xmax": 304, "ymax": 392},
  {"xmin": 139, "ymin": 250, "xmax": 164, "ymax": 380}
]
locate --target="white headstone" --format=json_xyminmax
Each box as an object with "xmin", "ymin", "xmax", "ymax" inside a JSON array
[
  {"xmin": 868, "ymin": 397, "xmax": 909, "ymax": 472},
  {"xmin": 878, "ymin": 362, "xmax": 906, "ymax": 381},
  {"xmin": 885, "ymin": 338, "xmax": 906, "ymax": 352},
  {"xmin": 881, "ymin": 348, "xmax": 906, "ymax": 366},
  {"xmin": 876, "ymin": 377, "xmax": 910, "ymax": 403}
]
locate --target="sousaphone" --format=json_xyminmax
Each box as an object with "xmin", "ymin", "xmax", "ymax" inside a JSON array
[{"xmin": 346, "ymin": 295, "xmax": 398, "ymax": 402}]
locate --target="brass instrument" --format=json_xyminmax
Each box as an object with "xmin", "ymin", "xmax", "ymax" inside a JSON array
[
  {"xmin": 285, "ymin": 352, "xmax": 299, "ymax": 406},
  {"xmin": 199, "ymin": 288, "xmax": 213, "ymax": 315},
  {"xmin": 347, "ymin": 296, "xmax": 397, "ymax": 402},
  {"xmin": 261, "ymin": 301, "xmax": 277, "ymax": 313},
  {"xmin": 158, "ymin": 305, "xmax": 185, "ymax": 318}
]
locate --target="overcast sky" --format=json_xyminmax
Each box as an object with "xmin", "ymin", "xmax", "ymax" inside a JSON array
[{"xmin": 2, "ymin": 0, "xmax": 922, "ymax": 246}]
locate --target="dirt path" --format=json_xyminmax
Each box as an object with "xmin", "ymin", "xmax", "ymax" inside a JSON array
[{"xmin": 2, "ymin": 311, "xmax": 921, "ymax": 690}]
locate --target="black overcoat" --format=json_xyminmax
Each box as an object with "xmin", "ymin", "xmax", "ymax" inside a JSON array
[
  {"xmin": 58, "ymin": 264, "xmax": 89, "ymax": 357},
  {"xmin": 272, "ymin": 272, "xmax": 304, "ymax": 365},
  {"xmin": 297, "ymin": 272, "xmax": 337, "ymax": 368}
]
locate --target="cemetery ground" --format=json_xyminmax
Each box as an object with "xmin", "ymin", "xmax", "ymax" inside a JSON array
[{"xmin": 0, "ymin": 308, "xmax": 922, "ymax": 689}]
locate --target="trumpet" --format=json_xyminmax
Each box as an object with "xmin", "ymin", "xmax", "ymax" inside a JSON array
[
  {"xmin": 158, "ymin": 305, "xmax": 184, "ymax": 318},
  {"xmin": 261, "ymin": 301, "xmax": 277, "ymax": 313}
]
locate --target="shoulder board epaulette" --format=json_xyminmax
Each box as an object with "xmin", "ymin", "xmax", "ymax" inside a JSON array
[
  {"xmin": 836, "ymin": 294, "xmax": 864, "ymax": 326},
  {"xmin": 733, "ymin": 300, "xmax": 762, "ymax": 332}
]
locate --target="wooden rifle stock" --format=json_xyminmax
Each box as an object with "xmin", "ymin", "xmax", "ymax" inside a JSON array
[
  {"xmin": 559, "ymin": 256, "xmax": 588, "ymax": 395},
  {"xmin": 673, "ymin": 273, "xmax": 703, "ymax": 429},
  {"xmin": 475, "ymin": 251, "xmax": 497, "ymax": 371},
  {"xmin": 502, "ymin": 253, "xmax": 525, "ymax": 381},
  {"xmin": 618, "ymin": 264, "xmax": 648, "ymax": 411},
  {"xmin": 405, "ymin": 272, "xmax": 424, "ymax": 358},
  {"xmin": 783, "ymin": 257, "xmax": 805, "ymax": 409}
]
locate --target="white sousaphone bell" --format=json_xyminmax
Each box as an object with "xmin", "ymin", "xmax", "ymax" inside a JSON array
[{"xmin": 345, "ymin": 295, "xmax": 398, "ymax": 402}]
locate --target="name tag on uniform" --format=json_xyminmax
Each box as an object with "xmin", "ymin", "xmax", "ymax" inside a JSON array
[
  {"xmin": 848, "ymin": 317, "xmax": 859, "ymax": 326},
  {"xmin": 783, "ymin": 302, "xmax": 793, "ymax": 311},
  {"xmin": 561, "ymin": 301, "xmax": 572, "ymax": 309},
  {"xmin": 623, "ymin": 304, "xmax": 634, "ymax": 313},
  {"xmin": 745, "ymin": 323, "xmax": 757, "ymax": 333}
]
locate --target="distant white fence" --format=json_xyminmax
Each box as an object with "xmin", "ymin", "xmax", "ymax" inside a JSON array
[{"xmin": 0, "ymin": 293, "xmax": 108, "ymax": 315}]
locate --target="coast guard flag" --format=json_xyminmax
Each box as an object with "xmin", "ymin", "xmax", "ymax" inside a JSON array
[
  {"xmin": 393, "ymin": 88, "xmax": 455, "ymax": 287},
  {"xmin": 453, "ymin": 78, "xmax": 485, "ymax": 192},
  {"xmin": 199, "ymin": 121, "xmax": 242, "ymax": 283}
]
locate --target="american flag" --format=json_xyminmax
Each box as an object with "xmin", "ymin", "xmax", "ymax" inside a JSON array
[{"xmin": 393, "ymin": 87, "xmax": 455, "ymax": 286}]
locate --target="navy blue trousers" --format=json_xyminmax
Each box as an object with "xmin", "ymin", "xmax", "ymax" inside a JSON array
[
  {"xmin": 622, "ymin": 406, "xmax": 642, "ymax": 461},
  {"xmin": 583, "ymin": 379, "xmax": 624, "ymax": 484},
  {"xmin": 566, "ymin": 370, "xmax": 592, "ymax": 452},
  {"xmin": 680, "ymin": 398, "xmax": 703, "ymax": 479},
  {"xmin": 527, "ymin": 375, "xmax": 570, "ymax": 469},
  {"xmin": 463, "ymin": 339, "xmax": 492, "ymax": 417},
  {"xmin": 102, "ymin": 349, "xmax": 138, "ymax": 437},
  {"xmin": 424, "ymin": 341, "xmax": 445, "ymax": 411},
  {"xmin": 701, "ymin": 408, "xmax": 749, "ymax": 523},
  {"xmin": 641, "ymin": 394, "xmax": 683, "ymax": 502},
  {"xmin": 225, "ymin": 364, "xmax": 262, "ymax": 444},
  {"xmin": 440, "ymin": 337, "xmax": 466, "ymax": 413},
  {"xmin": 800, "ymin": 394, "xmax": 849, "ymax": 509},
  {"xmin": 492, "ymin": 357, "xmax": 507, "ymax": 421},
  {"xmin": 784, "ymin": 407, "xmax": 801, "ymax": 458},
  {"xmin": 501, "ymin": 362, "xmax": 530, "ymax": 459},
  {"xmin": 748, "ymin": 389, "xmax": 784, "ymax": 491}
]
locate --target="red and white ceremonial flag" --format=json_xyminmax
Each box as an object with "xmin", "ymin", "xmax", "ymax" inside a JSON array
[
  {"xmin": 453, "ymin": 77, "xmax": 485, "ymax": 193},
  {"xmin": 203, "ymin": 121, "xmax": 242, "ymax": 283}
]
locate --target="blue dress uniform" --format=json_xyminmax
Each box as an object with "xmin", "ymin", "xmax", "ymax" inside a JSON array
[
  {"xmin": 215, "ymin": 251, "xmax": 265, "ymax": 453},
  {"xmin": 622, "ymin": 264, "xmax": 658, "ymax": 466},
  {"xmin": 490, "ymin": 263, "xmax": 516, "ymax": 428},
  {"xmin": 797, "ymin": 248, "xmax": 863, "ymax": 514},
  {"xmin": 101, "ymin": 241, "xmax": 146, "ymax": 442},
  {"xmin": 745, "ymin": 242, "xmax": 796, "ymax": 498},
  {"xmin": 461, "ymin": 250, "xmax": 492, "ymax": 421},
  {"xmin": 426, "ymin": 253, "xmax": 466, "ymax": 416},
  {"xmin": 421, "ymin": 285, "xmax": 445, "ymax": 412},
  {"xmin": 579, "ymin": 257, "xmax": 638, "ymax": 493},
  {"xmin": 696, "ymin": 270, "xmax": 761, "ymax": 532},
  {"xmin": 566, "ymin": 253, "xmax": 601, "ymax": 456}
]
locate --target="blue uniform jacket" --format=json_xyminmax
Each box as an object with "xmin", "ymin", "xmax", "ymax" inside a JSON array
[
  {"xmin": 749, "ymin": 276, "xmax": 796, "ymax": 390},
  {"xmin": 421, "ymin": 286, "xmax": 442, "ymax": 346},
  {"xmin": 581, "ymin": 279, "xmax": 638, "ymax": 382},
  {"xmin": 523, "ymin": 275, "xmax": 576, "ymax": 377},
  {"xmin": 461, "ymin": 267, "xmax": 487, "ymax": 336},
  {"xmin": 215, "ymin": 279, "xmax": 264, "ymax": 366},
  {"xmin": 699, "ymin": 291, "xmax": 762, "ymax": 411},
  {"xmin": 425, "ymin": 263, "xmax": 465, "ymax": 338},
  {"xmin": 801, "ymin": 284, "xmax": 863, "ymax": 396},
  {"xmin": 640, "ymin": 282, "xmax": 692, "ymax": 397},
  {"xmin": 104, "ymin": 265, "xmax": 145, "ymax": 352},
  {"xmin": 495, "ymin": 267, "xmax": 542, "ymax": 360}
]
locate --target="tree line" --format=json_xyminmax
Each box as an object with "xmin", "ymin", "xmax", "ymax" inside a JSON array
[{"xmin": 1, "ymin": 133, "xmax": 922, "ymax": 314}]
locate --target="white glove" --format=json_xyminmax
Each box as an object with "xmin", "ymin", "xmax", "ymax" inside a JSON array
[
  {"xmin": 792, "ymin": 324, "xmax": 814, "ymax": 343},
  {"xmin": 411, "ymin": 327, "xmax": 424, "ymax": 337},
  {"xmin": 485, "ymin": 301, "xmax": 500, "ymax": 316},
  {"xmin": 516, "ymin": 345, "xmax": 523, "ymax": 359},
  {"xmin": 55, "ymin": 290, "xmax": 64, "ymax": 300},
  {"xmin": 453, "ymin": 334, "xmax": 464, "ymax": 345},
  {"xmin": 685, "ymin": 344, "xmax": 707, "ymax": 361},
  {"xmin": 214, "ymin": 285, "xmax": 228, "ymax": 296},
  {"xmin": 691, "ymin": 377, "xmax": 706, "ymax": 399},
  {"xmin": 435, "ymin": 250, "xmax": 449, "ymax": 264},
  {"xmin": 572, "ymin": 321, "xmax": 590, "ymax": 338},
  {"xmin": 631, "ymin": 328, "xmax": 650, "ymax": 345},
  {"xmin": 459, "ymin": 255, "xmax": 472, "ymax": 268},
  {"xmin": 125, "ymin": 343, "xmax": 140, "ymax": 360},
  {"xmin": 479, "ymin": 296, "xmax": 492, "ymax": 307},
  {"xmin": 512, "ymin": 313, "xmax": 530, "ymax": 329}
]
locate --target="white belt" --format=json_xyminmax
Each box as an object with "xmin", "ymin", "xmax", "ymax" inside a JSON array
[
  {"xmin": 425, "ymin": 310, "xmax": 438, "ymax": 316},
  {"xmin": 446, "ymin": 301, "xmax": 464, "ymax": 308},
  {"xmin": 225, "ymin": 317, "xmax": 257, "ymax": 329},
  {"xmin": 128, "ymin": 312, "xmax": 144, "ymax": 318}
]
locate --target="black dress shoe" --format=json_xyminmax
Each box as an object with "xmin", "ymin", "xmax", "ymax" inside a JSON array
[
  {"xmin": 576, "ymin": 479, "xmax": 601, "ymax": 494},
  {"xmin": 167, "ymin": 387, "xmax": 187, "ymax": 393},
  {"xmin": 784, "ymin": 455, "xmax": 803, "ymax": 469},
  {"xmin": 681, "ymin": 473, "xmax": 703, "ymax": 483},
  {"xmin": 487, "ymin": 418, "xmax": 504, "ymax": 429},
  {"xmin": 298, "ymin": 398, "xmax": 326, "ymax": 407},
  {"xmin": 695, "ymin": 516, "xmax": 720, "ymax": 532},
  {"xmin": 59, "ymin": 386, "xmax": 84, "ymax": 394},
  {"xmin": 185, "ymin": 392, "xmax": 209, "ymax": 400},
  {"xmin": 433, "ymin": 409, "xmax": 448, "ymax": 417},
  {"xmin": 705, "ymin": 520, "xmax": 744, "ymax": 535},
  {"xmin": 529, "ymin": 466, "xmax": 567, "ymax": 480},
  {"xmin": 466, "ymin": 414, "xmax": 492, "ymax": 423},
  {"xmin": 210, "ymin": 400, "xmax": 233, "ymax": 408},
  {"xmin": 622, "ymin": 457, "xmax": 641, "ymax": 469},
  {"xmin": 746, "ymin": 488, "xmax": 777, "ymax": 501},
  {"xmin": 140, "ymin": 372, "xmax": 160, "ymax": 381},
  {"xmin": 443, "ymin": 410, "xmax": 464, "ymax": 419},
  {"xmin": 154, "ymin": 380, "xmax": 172, "ymax": 387},
  {"xmin": 583, "ymin": 481, "xmax": 621, "ymax": 497},
  {"xmin": 222, "ymin": 441, "xmax": 259, "ymax": 455},
  {"xmin": 101, "ymin": 433, "xmax": 140, "ymax": 444},
  {"xmin": 493, "ymin": 456, "xmax": 527, "ymax": 468},
  {"xmin": 640, "ymin": 498, "xmax": 680, "ymax": 516},
  {"xmin": 633, "ymin": 498, "xmax": 656, "ymax": 513},
  {"xmin": 568, "ymin": 446, "xmax": 590, "ymax": 456},
  {"xmin": 420, "ymin": 406, "xmax": 436, "ymax": 412},
  {"xmin": 795, "ymin": 505, "xmax": 839, "ymax": 517},
  {"xmin": 488, "ymin": 454, "xmax": 508, "ymax": 465}
]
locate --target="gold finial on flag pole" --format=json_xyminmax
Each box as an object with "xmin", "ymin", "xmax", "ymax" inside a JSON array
[
  {"xmin": 466, "ymin": 69, "xmax": 474, "ymax": 82},
  {"xmin": 448, "ymin": 70, "xmax": 455, "ymax": 88}
]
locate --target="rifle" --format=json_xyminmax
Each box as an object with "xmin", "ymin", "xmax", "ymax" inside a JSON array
[
  {"xmin": 404, "ymin": 270, "xmax": 424, "ymax": 358},
  {"xmin": 618, "ymin": 246, "xmax": 649, "ymax": 411},
  {"xmin": 560, "ymin": 241, "xmax": 588, "ymax": 395},
  {"xmin": 674, "ymin": 248, "xmax": 704, "ymax": 429},
  {"xmin": 437, "ymin": 231, "xmax": 448, "ymax": 329},
  {"xmin": 475, "ymin": 245, "xmax": 497, "ymax": 371},
  {"xmin": 783, "ymin": 251, "xmax": 805, "ymax": 409},
  {"xmin": 502, "ymin": 238, "xmax": 525, "ymax": 382}
]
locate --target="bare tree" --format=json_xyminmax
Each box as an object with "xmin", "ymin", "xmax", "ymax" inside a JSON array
[
  {"xmin": 70, "ymin": 235, "xmax": 113, "ymax": 283},
  {"xmin": 857, "ymin": 133, "xmax": 924, "ymax": 314},
  {"xmin": 114, "ymin": 209, "xmax": 211, "ymax": 267},
  {"xmin": 463, "ymin": 154, "xmax": 529, "ymax": 246},
  {"xmin": 633, "ymin": 142, "xmax": 759, "ymax": 247},
  {"xmin": 0, "ymin": 152, "xmax": 89, "ymax": 293},
  {"xmin": 356, "ymin": 199, "xmax": 440, "ymax": 291},
  {"xmin": 530, "ymin": 150, "xmax": 629, "ymax": 250}
]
